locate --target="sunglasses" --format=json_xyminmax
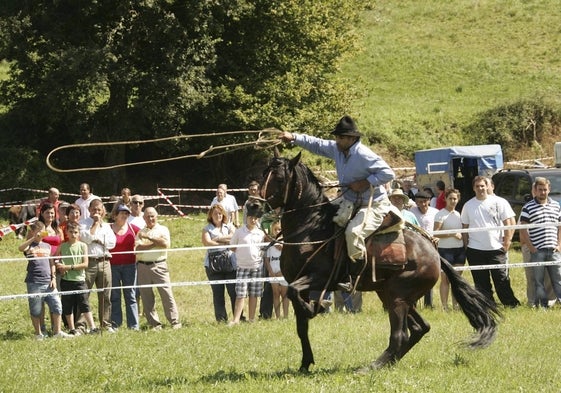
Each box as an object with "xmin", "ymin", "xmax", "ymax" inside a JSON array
[{"xmin": 132, "ymin": 201, "xmax": 143, "ymax": 205}]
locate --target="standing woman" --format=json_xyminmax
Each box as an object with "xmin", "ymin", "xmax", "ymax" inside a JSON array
[
  {"xmin": 110, "ymin": 204, "xmax": 140, "ymax": 330},
  {"xmin": 433, "ymin": 188, "xmax": 465, "ymax": 311},
  {"xmin": 33, "ymin": 203, "xmax": 64, "ymax": 257},
  {"xmin": 202, "ymin": 204, "xmax": 237, "ymax": 322}
]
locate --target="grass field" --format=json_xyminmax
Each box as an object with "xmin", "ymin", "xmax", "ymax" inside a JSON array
[
  {"xmin": 340, "ymin": 0, "xmax": 561, "ymax": 158},
  {"xmin": 2, "ymin": 1, "xmax": 561, "ymax": 391},
  {"xmin": 1, "ymin": 215, "xmax": 560, "ymax": 393}
]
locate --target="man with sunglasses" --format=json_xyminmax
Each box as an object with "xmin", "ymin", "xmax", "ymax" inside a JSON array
[{"xmin": 128, "ymin": 195, "xmax": 146, "ymax": 229}]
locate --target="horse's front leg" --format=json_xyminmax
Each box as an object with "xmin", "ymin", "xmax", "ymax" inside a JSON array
[
  {"xmin": 286, "ymin": 276, "xmax": 315, "ymax": 372},
  {"xmin": 292, "ymin": 297, "xmax": 315, "ymax": 372},
  {"xmin": 287, "ymin": 276, "xmax": 315, "ymax": 318}
]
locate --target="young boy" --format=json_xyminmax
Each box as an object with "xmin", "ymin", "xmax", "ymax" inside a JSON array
[
  {"xmin": 55, "ymin": 222, "xmax": 98, "ymax": 335},
  {"xmin": 229, "ymin": 204, "xmax": 265, "ymax": 325},
  {"xmin": 18, "ymin": 221, "xmax": 71, "ymax": 339}
]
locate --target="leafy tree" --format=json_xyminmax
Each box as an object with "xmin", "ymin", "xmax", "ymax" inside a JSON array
[{"xmin": 0, "ymin": 0, "xmax": 364, "ymax": 192}]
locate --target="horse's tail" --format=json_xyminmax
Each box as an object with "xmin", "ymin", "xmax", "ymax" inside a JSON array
[{"xmin": 440, "ymin": 256, "xmax": 502, "ymax": 348}]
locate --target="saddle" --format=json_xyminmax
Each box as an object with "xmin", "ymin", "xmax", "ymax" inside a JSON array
[
  {"xmin": 334, "ymin": 210, "xmax": 407, "ymax": 291},
  {"xmin": 367, "ymin": 211, "xmax": 407, "ymax": 270}
]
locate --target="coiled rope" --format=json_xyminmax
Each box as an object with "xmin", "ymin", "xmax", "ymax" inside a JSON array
[{"xmin": 46, "ymin": 128, "xmax": 282, "ymax": 172}]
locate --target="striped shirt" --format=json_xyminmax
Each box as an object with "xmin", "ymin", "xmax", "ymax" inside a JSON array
[{"xmin": 519, "ymin": 197, "xmax": 561, "ymax": 249}]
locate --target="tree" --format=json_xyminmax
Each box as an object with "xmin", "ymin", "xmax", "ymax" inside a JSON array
[{"xmin": 0, "ymin": 0, "xmax": 365, "ymax": 193}]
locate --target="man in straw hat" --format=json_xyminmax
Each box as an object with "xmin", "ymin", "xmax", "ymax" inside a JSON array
[
  {"xmin": 388, "ymin": 188, "xmax": 419, "ymax": 225},
  {"xmin": 279, "ymin": 116, "xmax": 398, "ymax": 289}
]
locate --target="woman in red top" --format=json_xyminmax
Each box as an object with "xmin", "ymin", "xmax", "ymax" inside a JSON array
[
  {"xmin": 110, "ymin": 204, "xmax": 140, "ymax": 330},
  {"xmin": 32, "ymin": 203, "xmax": 63, "ymax": 257}
]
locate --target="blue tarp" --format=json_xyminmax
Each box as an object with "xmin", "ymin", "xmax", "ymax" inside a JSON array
[{"xmin": 414, "ymin": 145, "xmax": 503, "ymax": 175}]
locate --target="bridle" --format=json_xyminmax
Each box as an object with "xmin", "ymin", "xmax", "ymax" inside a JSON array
[{"xmin": 261, "ymin": 159, "xmax": 347, "ymax": 293}]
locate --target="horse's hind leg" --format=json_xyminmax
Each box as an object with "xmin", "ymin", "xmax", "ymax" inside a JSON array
[
  {"xmin": 397, "ymin": 307, "xmax": 430, "ymax": 359},
  {"xmin": 363, "ymin": 301, "xmax": 409, "ymax": 371}
]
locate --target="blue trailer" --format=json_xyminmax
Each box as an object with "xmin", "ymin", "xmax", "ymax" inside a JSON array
[{"xmin": 414, "ymin": 145, "xmax": 503, "ymax": 208}]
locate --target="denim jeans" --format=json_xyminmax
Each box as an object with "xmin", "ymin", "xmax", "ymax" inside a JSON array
[
  {"xmin": 111, "ymin": 264, "xmax": 139, "ymax": 329},
  {"xmin": 530, "ymin": 249, "xmax": 561, "ymax": 307},
  {"xmin": 26, "ymin": 282, "xmax": 62, "ymax": 317}
]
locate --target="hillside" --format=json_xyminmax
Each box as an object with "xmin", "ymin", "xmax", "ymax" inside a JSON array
[{"xmin": 337, "ymin": 0, "xmax": 561, "ymax": 167}]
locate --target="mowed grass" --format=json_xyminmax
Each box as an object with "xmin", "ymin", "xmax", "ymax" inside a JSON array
[{"xmin": 0, "ymin": 215, "xmax": 560, "ymax": 393}]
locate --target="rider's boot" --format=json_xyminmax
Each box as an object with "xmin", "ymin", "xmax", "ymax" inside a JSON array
[{"xmin": 337, "ymin": 259, "xmax": 364, "ymax": 293}]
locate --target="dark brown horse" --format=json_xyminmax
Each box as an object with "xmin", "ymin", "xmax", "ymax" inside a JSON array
[{"xmin": 260, "ymin": 150, "xmax": 500, "ymax": 373}]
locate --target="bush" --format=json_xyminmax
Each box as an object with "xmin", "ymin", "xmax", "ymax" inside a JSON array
[{"xmin": 463, "ymin": 98, "xmax": 561, "ymax": 159}]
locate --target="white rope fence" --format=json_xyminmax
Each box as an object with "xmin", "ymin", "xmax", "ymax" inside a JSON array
[{"xmin": 1, "ymin": 222, "xmax": 560, "ymax": 302}]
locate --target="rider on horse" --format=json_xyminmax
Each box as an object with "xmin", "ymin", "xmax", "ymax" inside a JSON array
[{"xmin": 279, "ymin": 115, "xmax": 401, "ymax": 290}]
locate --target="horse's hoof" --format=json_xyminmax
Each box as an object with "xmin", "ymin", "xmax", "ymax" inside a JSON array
[
  {"xmin": 298, "ymin": 366, "xmax": 310, "ymax": 374},
  {"xmin": 354, "ymin": 366, "xmax": 372, "ymax": 375}
]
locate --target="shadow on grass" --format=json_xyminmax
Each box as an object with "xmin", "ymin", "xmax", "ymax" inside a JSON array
[
  {"xmin": 0, "ymin": 330, "xmax": 26, "ymax": 341},
  {"xmin": 145, "ymin": 366, "xmax": 351, "ymax": 388},
  {"xmin": 198, "ymin": 366, "xmax": 350, "ymax": 383}
]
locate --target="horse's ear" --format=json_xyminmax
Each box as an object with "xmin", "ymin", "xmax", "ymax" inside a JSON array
[
  {"xmin": 273, "ymin": 146, "xmax": 280, "ymax": 158},
  {"xmin": 289, "ymin": 152, "xmax": 302, "ymax": 168}
]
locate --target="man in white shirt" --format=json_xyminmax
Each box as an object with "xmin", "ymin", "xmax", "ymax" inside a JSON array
[
  {"xmin": 461, "ymin": 176, "xmax": 520, "ymax": 308},
  {"xmin": 127, "ymin": 194, "xmax": 146, "ymax": 229},
  {"xmin": 210, "ymin": 184, "xmax": 239, "ymax": 227},
  {"xmin": 79, "ymin": 198, "xmax": 116, "ymax": 331},
  {"xmin": 75, "ymin": 183, "xmax": 99, "ymax": 220},
  {"xmin": 410, "ymin": 190, "xmax": 439, "ymax": 308}
]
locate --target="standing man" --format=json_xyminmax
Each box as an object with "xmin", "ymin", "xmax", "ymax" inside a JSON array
[
  {"xmin": 79, "ymin": 198, "xmax": 116, "ymax": 331},
  {"xmin": 410, "ymin": 190, "xmax": 439, "ymax": 308},
  {"xmin": 75, "ymin": 183, "xmax": 98, "ymax": 220},
  {"xmin": 461, "ymin": 176, "xmax": 520, "ymax": 307},
  {"xmin": 128, "ymin": 194, "xmax": 146, "ymax": 229},
  {"xmin": 242, "ymin": 181, "xmax": 261, "ymax": 226},
  {"xmin": 388, "ymin": 188, "xmax": 419, "ymax": 225},
  {"xmin": 135, "ymin": 207, "xmax": 181, "ymax": 329},
  {"xmin": 36, "ymin": 187, "xmax": 63, "ymax": 221},
  {"xmin": 279, "ymin": 115, "xmax": 395, "ymax": 264},
  {"xmin": 211, "ymin": 184, "xmax": 240, "ymax": 227},
  {"xmin": 519, "ymin": 177, "xmax": 561, "ymax": 308}
]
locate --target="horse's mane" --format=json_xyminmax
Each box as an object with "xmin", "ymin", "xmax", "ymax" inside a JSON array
[{"xmin": 293, "ymin": 161, "xmax": 328, "ymax": 206}]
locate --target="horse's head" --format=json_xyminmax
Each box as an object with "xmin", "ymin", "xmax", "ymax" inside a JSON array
[{"xmin": 260, "ymin": 148, "xmax": 302, "ymax": 209}]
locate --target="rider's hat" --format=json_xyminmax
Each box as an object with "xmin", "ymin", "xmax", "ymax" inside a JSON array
[{"xmin": 331, "ymin": 116, "xmax": 362, "ymax": 137}]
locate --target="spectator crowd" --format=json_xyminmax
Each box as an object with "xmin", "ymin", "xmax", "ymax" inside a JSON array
[{"xmin": 11, "ymin": 170, "xmax": 561, "ymax": 340}]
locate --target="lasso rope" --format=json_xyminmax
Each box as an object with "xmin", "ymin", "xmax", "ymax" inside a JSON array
[{"xmin": 46, "ymin": 128, "xmax": 282, "ymax": 172}]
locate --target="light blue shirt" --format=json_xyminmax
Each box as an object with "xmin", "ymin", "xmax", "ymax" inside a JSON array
[{"xmin": 293, "ymin": 134, "xmax": 395, "ymax": 205}]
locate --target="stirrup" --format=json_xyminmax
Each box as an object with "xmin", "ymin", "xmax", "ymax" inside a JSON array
[{"xmin": 337, "ymin": 281, "xmax": 353, "ymax": 293}]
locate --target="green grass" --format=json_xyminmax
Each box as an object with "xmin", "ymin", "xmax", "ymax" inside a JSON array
[
  {"xmin": 342, "ymin": 0, "xmax": 561, "ymax": 156},
  {"xmin": 3, "ymin": 1, "xmax": 561, "ymax": 391},
  {"xmin": 1, "ymin": 216, "xmax": 560, "ymax": 392}
]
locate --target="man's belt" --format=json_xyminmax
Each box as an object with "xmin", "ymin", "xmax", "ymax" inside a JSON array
[{"xmin": 90, "ymin": 256, "xmax": 109, "ymax": 262}]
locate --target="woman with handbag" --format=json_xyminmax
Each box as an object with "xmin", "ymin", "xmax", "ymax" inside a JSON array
[{"xmin": 202, "ymin": 204, "xmax": 237, "ymax": 322}]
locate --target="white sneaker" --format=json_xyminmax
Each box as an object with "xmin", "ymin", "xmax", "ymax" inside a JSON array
[
  {"xmin": 34, "ymin": 334, "xmax": 45, "ymax": 341},
  {"xmin": 52, "ymin": 331, "xmax": 73, "ymax": 339}
]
